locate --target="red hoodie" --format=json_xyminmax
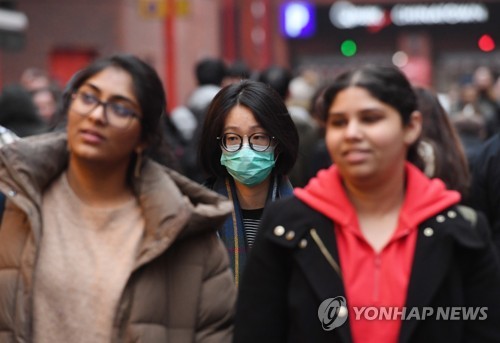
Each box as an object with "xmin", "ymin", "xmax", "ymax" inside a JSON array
[{"xmin": 295, "ymin": 162, "xmax": 460, "ymax": 343}]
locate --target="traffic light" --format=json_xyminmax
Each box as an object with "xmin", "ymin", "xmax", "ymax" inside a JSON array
[
  {"xmin": 478, "ymin": 34, "xmax": 495, "ymax": 52},
  {"xmin": 340, "ymin": 39, "xmax": 357, "ymax": 57}
]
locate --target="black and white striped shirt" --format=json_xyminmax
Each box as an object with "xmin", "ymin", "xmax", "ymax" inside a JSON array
[{"xmin": 241, "ymin": 208, "xmax": 264, "ymax": 248}]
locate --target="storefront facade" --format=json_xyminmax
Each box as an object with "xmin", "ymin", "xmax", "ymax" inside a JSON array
[{"xmin": 278, "ymin": 1, "xmax": 500, "ymax": 91}]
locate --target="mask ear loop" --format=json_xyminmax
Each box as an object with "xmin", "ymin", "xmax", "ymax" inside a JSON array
[
  {"xmin": 269, "ymin": 136, "xmax": 278, "ymax": 162},
  {"xmin": 270, "ymin": 138, "xmax": 279, "ymax": 162},
  {"xmin": 274, "ymin": 150, "xmax": 280, "ymax": 163}
]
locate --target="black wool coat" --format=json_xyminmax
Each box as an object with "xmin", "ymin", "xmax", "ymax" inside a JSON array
[
  {"xmin": 234, "ymin": 196, "xmax": 500, "ymax": 343},
  {"xmin": 469, "ymin": 132, "xmax": 500, "ymax": 254}
]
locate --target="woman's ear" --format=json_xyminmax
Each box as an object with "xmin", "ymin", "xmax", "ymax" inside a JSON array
[
  {"xmin": 404, "ymin": 110, "xmax": 423, "ymax": 146},
  {"xmin": 135, "ymin": 138, "xmax": 148, "ymax": 155},
  {"xmin": 135, "ymin": 145, "xmax": 145, "ymax": 155}
]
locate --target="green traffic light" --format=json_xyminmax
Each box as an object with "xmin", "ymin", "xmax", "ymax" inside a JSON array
[{"xmin": 341, "ymin": 40, "xmax": 357, "ymax": 57}]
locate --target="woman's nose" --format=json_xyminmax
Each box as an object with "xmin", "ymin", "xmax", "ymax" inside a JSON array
[
  {"xmin": 344, "ymin": 120, "xmax": 362, "ymax": 139},
  {"xmin": 87, "ymin": 103, "xmax": 108, "ymax": 124}
]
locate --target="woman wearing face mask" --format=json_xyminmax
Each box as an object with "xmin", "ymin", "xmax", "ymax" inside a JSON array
[
  {"xmin": 198, "ymin": 80, "xmax": 299, "ymax": 285},
  {"xmin": 234, "ymin": 66, "xmax": 500, "ymax": 342}
]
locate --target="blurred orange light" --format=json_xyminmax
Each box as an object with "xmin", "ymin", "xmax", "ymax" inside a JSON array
[{"xmin": 478, "ymin": 34, "xmax": 495, "ymax": 52}]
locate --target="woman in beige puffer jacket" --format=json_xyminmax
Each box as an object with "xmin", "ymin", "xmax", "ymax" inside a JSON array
[{"xmin": 0, "ymin": 54, "xmax": 235, "ymax": 343}]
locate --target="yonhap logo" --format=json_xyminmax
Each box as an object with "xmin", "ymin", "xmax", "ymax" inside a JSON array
[{"xmin": 318, "ymin": 296, "xmax": 348, "ymax": 330}]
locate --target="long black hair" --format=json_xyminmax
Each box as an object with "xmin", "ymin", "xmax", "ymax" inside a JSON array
[{"xmin": 198, "ymin": 80, "xmax": 299, "ymax": 178}]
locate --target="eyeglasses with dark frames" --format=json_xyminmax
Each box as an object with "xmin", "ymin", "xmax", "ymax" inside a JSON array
[
  {"xmin": 217, "ymin": 132, "xmax": 275, "ymax": 152},
  {"xmin": 71, "ymin": 91, "xmax": 141, "ymax": 129}
]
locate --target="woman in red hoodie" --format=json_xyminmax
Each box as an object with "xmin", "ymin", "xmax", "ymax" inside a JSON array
[{"xmin": 234, "ymin": 65, "xmax": 500, "ymax": 343}]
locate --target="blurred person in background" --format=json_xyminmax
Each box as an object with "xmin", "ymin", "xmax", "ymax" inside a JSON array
[
  {"xmin": 472, "ymin": 66, "xmax": 500, "ymax": 137},
  {"xmin": 258, "ymin": 65, "xmax": 318, "ymax": 187},
  {"xmin": 20, "ymin": 67, "xmax": 63, "ymax": 128},
  {"xmin": 198, "ymin": 80, "xmax": 299, "ymax": 286},
  {"xmin": 174, "ymin": 57, "xmax": 227, "ymax": 182},
  {"xmin": 187, "ymin": 57, "xmax": 227, "ymax": 124},
  {"xmin": 222, "ymin": 60, "xmax": 251, "ymax": 87},
  {"xmin": 0, "ymin": 84, "xmax": 48, "ymax": 137},
  {"xmin": 288, "ymin": 69, "xmax": 321, "ymax": 116},
  {"xmin": 234, "ymin": 65, "xmax": 500, "ymax": 343},
  {"xmin": 493, "ymin": 74, "xmax": 500, "ymax": 107},
  {"xmin": 32, "ymin": 85, "xmax": 63, "ymax": 127},
  {"xmin": 0, "ymin": 54, "xmax": 235, "ymax": 342},
  {"xmin": 20, "ymin": 67, "xmax": 51, "ymax": 92},
  {"xmin": 450, "ymin": 82, "xmax": 482, "ymax": 118},
  {"xmin": 468, "ymin": 129, "xmax": 500, "ymax": 254},
  {"xmin": 448, "ymin": 82, "xmax": 489, "ymax": 170}
]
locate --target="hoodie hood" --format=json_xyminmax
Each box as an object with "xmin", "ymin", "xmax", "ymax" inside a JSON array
[{"xmin": 295, "ymin": 162, "xmax": 461, "ymax": 230}]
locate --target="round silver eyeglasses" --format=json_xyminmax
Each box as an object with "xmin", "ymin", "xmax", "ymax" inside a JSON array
[
  {"xmin": 217, "ymin": 132, "xmax": 275, "ymax": 152},
  {"xmin": 71, "ymin": 91, "xmax": 141, "ymax": 129}
]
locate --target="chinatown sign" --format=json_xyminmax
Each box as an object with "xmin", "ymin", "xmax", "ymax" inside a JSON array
[{"xmin": 329, "ymin": 1, "xmax": 489, "ymax": 29}]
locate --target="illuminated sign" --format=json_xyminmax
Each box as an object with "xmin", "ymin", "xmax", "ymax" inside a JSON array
[
  {"xmin": 329, "ymin": 1, "xmax": 384, "ymax": 29},
  {"xmin": 280, "ymin": 2, "xmax": 316, "ymax": 38},
  {"xmin": 0, "ymin": 9, "xmax": 28, "ymax": 31},
  {"xmin": 392, "ymin": 3, "xmax": 488, "ymax": 26},
  {"xmin": 329, "ymin": 1, "xmax": 489, "ymax": 29}
]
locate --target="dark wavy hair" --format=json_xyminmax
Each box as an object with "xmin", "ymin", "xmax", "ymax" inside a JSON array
[
  {"xmin": 60, "ymin": 54, "xmax": 174, "ymax": 169},
  {"xmin": 322, "ymin": 65, "xmax": 424, "ymax": 170},
  {"xmin": 415, "ymin": 86, "xmax": 470, "ymax": 197},
  {"xmin": 198, "ymin": 80, "xmax": 299, "ymax": 178}
]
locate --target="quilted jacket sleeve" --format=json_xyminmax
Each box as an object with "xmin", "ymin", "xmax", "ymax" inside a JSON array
[{"xmin": 195, "ymin": 234, "xmax": 236, "ymax": 343}]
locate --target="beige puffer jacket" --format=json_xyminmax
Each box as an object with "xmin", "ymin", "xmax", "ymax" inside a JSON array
[{"xmin": 0, "ymin": 132, "xmax": 235, "ymax": 343}]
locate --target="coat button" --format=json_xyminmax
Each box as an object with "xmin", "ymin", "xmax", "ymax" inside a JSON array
[
  {"xmin": 285, "ymin": 231, "xmax": 295, "ymax": 240},
  {"xmin": 423, "ymin": 227, "xmax": 434, "ymax": 237},
  {"xmin": 436, "ymin": 215, "xmax": 445, "ymax": 223},
  {"xmin": 338, "ymin": 306, "xmax": 348, "ymax": 318},
  {"xmin": 273, "ymin": 225, "xmax": 285, "ymax": 236},
  {"xmin": 447, "ymin": 210, "xmax": 457, "ymax": 219},
  {"xmin": 299, "ymin": 239, "xmax": 308, "ymax": 249}
]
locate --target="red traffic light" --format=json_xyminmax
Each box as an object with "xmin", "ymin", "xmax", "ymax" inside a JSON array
[{"xmin": 478, "ymin": 34, "xmax": 495, "ymax": 52}]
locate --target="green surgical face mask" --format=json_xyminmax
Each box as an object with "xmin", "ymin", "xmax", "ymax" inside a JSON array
[{"xmin": 220, "ymin": 145, "xmax": 275, "ymax": 186}]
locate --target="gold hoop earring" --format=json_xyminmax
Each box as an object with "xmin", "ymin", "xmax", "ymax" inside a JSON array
[{"xmin": 134, "ymin": 150, "xmax": 143, "ymax": 178}]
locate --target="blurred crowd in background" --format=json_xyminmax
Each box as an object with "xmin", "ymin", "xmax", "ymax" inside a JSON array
[{"xmin": 1, "ymin": 58, "xmax": 499, "ymax": 187}]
